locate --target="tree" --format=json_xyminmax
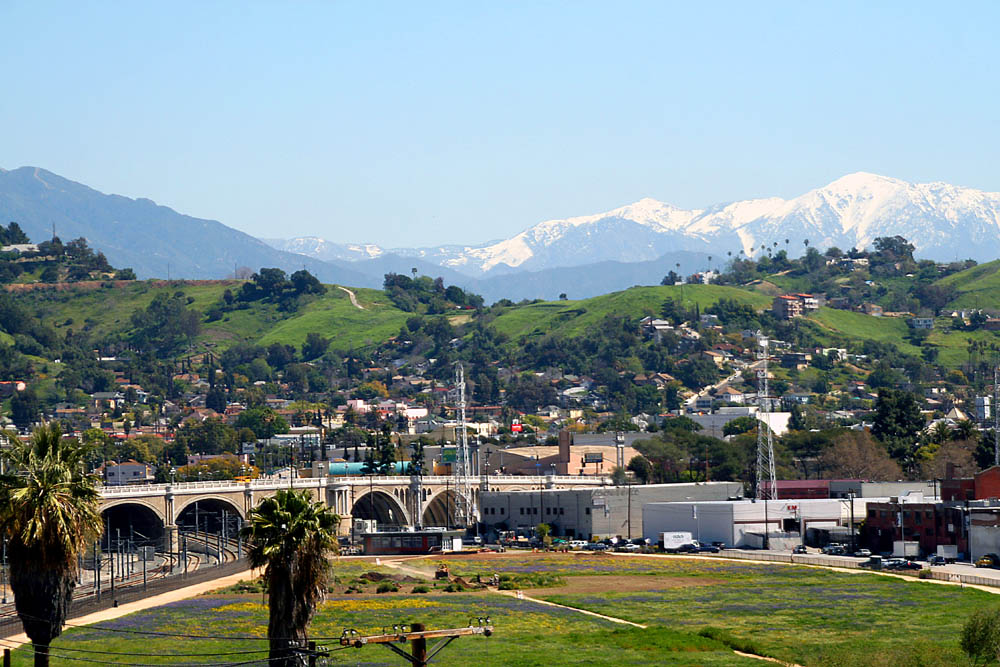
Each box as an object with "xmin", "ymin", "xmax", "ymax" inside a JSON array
[
  {"xmin": 236, "ymin": 408, "xmax": 290, "ymax": 440},
  {"xmin": 922, "ymin": 439, "xmax": 978, "ymax": 480},
  {"xmin": 611, "ymin": 466, "xmax": 627, "ymax": 486},
  {"xmin": 0, "ymin": 424, "xmax": 102, "ymax": 666},
  {"xmin": 626, "ymin": 455, "xmax": 652, "ymax": 484},
  {"xmin": 242, "ymin": 489, "xmax": 339, "ymax": 667},
  {"xmin": 301, "ymin": 332, "xmax": 330, "ymax": 361},
  {"xmin": 818, "ymin": 432, "xmax": 902, "ymax": 481},
  {"xmin": 872, "ymin": 389, "xmax": 924, "ymax": 444}
]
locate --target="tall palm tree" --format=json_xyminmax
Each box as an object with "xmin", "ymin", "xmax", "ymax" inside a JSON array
[
  {"xmin": 0, "ymin": 424, "xmax": 102, "ymax": 667},
  {"xmin": 242, "ymin": 489, "xmax": 339, "ymax": 667}
]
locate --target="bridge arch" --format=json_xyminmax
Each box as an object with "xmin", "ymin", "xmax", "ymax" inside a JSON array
[
  {"xmin": 351, "ymin": 490, "xmax": 410, "ymax": 527},
  {"xmin": 422, "ymin": 489, "xmax": 472, "ymax": 527},
  {"xmin": 175, "ymin": 496, "xmax": 245, "ymax": 533},
  {"xmin": 101, "ymin": 500, "xmax": 165, "ymax": 547}
]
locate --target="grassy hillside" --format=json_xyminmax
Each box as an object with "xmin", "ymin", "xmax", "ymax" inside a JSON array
[
  {"xmin": 19, "ymin": 281, "xmax": 410, "ymax": 353},
  {"xmin": 490, "ymin": 285, "xmax": 771, "ymax": 339},
  {"xmin": 809, "ymin": 308, "xmax": 919, "ymax": 355},
  {"xmin": 258, "ymin": 287, "xmax": 409, "ymax": 350},
  {"xmin": 938, "ymin": 259, "xmax": 1000, "ymax": 309}
]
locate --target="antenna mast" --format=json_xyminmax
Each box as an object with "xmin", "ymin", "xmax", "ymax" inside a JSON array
[
  {"xmin": 755, "ymin": 333, "xmax": 777, "ymax": 500},
  {"xmin": 453, "ymin": 364, "xmax": 475, "ymax": 526}
]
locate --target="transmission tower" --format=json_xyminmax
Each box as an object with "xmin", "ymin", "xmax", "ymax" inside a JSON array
[
  {"xmin": 994, "ymin": 365, "xmax": 999, "ymax": 467},
  {"xmin": 755, "ymin": 333, "xmax": 777, "ymax": 500},
  {"xmin": 452, "ymin": 364, "xmax": 476, "ymax": 526}
]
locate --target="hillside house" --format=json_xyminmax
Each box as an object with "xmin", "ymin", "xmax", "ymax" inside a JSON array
[
  {"xmin": 908, "ymin": 317, "xmax": 934, "ymax": 330},
  {"xmin": 860, "ymin": 303, "xmax": 884, "ymax": 316}
]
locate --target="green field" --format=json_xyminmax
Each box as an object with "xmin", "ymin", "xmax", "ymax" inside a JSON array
[
  {"xmin": 17, "ymin": 554, "xmax": 995, "ymax": 666},
  {"xmin": 809, "ymin": 308, "xmax": 920, "ymax": 355},
  {"xmin": 489, "ymin": 285, "xmax": 772, "ymax": 340}
]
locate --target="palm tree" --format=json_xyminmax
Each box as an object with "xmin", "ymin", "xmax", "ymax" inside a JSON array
[
  {"xmin": 954, "ymin": 419, "xmax": 978, "ymax": 442},
  {"xmin": 0, "ymin": 424, "xmax": 102, "ymax": 667},
  {"xmin": 242, "ymin": 489, "xmax": 339, "ymax": 667}
]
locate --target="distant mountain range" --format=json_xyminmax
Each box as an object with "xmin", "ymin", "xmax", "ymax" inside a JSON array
[
  {"xmin": 4, "ymin": 166, "xmax": 1000, "ymax": 302},
  {"xmin": 268, "ymin": 172, "xmax": 1000, "ymax": 274}
]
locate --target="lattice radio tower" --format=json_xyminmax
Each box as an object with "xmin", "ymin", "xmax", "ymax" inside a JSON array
[
  {"xmin": 452, "ymin": 364, "xmax": 476, "ymax": 526},
  {"xmin": 755, "ymin": 333, "xmax": 777, "ymax": 500}
]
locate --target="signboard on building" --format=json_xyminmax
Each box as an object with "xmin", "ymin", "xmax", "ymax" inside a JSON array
[
  {"xmin": 511, "ymin": 419, "xmax": 523, "ymax": 433},
  {"xmin": 584, "ymin": 452, "xmax": 604, "ymax": 463}
]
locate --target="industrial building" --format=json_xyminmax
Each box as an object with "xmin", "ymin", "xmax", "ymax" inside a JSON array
[
  {"xmin": 642, "ymin": 499, "xmax": 842, "ymax": 548},
  {"xmin": 480, "ymin": 481, "xmax": 742, "ymax": 541}
]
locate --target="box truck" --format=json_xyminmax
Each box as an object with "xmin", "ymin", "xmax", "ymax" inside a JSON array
[{"xmin": 661, "ymin": 532, "xmax": 695, "ymax": 552}]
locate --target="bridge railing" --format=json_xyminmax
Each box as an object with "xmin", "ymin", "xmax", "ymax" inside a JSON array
[{"xmin": 98, "ymin": 474, "xmax": 610, "ymax": 496}]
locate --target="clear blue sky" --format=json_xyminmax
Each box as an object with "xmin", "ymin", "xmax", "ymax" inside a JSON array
[{"xmin": 3, "ymin": 1, "xmax": 998, "ymax": 247}]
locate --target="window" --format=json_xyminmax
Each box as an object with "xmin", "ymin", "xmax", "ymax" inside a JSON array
[
  {"xmin": 520, "ymin": 508, "xmax": 524, "ymax": 515},
  {"xmin": 560, "ymin": 507, "xmax": 565, "ymax": 515},
  {"xmin": 915, "ymin": 513, "xmax": 922, "ymax": 524},
  {"xmin": 500, "ymin": 507, "xmax": 505, "ymax": 515},
  {"xmin": 585, "ymin": 507, "xmax": 591, "ymax": 515}
]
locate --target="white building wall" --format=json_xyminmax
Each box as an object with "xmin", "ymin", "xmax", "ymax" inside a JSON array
[{"xmin": 643, "ymin": 499, "xmax": 841, "ymax": 548}]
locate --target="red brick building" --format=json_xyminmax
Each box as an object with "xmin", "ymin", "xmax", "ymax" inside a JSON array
[
  {"xmin": 940, "ymin": 466, "xmax": 1000, "ymax": 502},
  {"xmin": 862, "ymin": 500, "xmax": 968, "ymax": 557}
]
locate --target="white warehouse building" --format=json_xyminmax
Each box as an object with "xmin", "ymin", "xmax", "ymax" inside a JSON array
[{"xmin": 643, "ymin": 499, "xmax": 842, "ymax": 548}]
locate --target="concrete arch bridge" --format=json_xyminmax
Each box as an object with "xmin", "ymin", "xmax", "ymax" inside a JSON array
[{"xmin": 98, "ymin": 474, "xmax": 607, "ymax": 549}]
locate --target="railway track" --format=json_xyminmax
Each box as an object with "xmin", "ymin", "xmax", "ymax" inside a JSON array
[{"xmin": 0, "ymin": 533, "xmax": 242, "ymax": 619}]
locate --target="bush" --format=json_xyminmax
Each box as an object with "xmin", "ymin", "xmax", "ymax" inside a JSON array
[
  {"xmin": 961, "ymin": 607, "xmax": 1000, "ymax": 664},
  {"xmin": 917, "ymin": 568, "xmax": 933, "ymax": 579},
  {"xmin": 443, "ymin": 583, "xmax": 465, "ymax": 593},
  {"xmin": 697, "ymin": 627, "xmax": 765, "ymax": 656},
  {"xmin": 376, "ymin": 581, "xmax": 399, "ymax": 594},
  {"xmin": 411, "ymin": 585, "xmax": 430, "ymax": 594}
]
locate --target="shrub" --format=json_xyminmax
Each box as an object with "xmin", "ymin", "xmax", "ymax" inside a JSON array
[
  {"xmin": 961, "ymin": 607, "xmax": 1000, "ymax": 665},
  {"xmin": 376, "ymin": 581, "xmax": 400, "ymax": 594},
  {"xmin": 697, "ymin": 627, "xmax": 765, "ymax": 656},
  {"xmin": 412, "ymin": 585, "xmax": 430, "ymax": 594},
  {"xmin": 917, "ymin": 568, "xmax": 932, "ymax": 579},
  {"xmin": 443, "ymin": 583, "xmax": 465, "ymax": 593}
]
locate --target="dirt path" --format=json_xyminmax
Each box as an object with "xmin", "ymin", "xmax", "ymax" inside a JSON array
[
  {"xmin": 337, "ymin": 285, "xmax": 364, "ymax": 309},
  {"xmin": 0, "ymin": 568, "xmax": 253, "ymax": 648}
]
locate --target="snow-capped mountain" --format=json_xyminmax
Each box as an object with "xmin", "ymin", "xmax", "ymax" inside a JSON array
[{"xmin": 266, "ymin": 173, "xmax": 1000, "ymax": 275}]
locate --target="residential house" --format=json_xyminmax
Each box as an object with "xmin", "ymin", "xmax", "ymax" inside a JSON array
[
  {"xmin": 859, "ymin": 303, "xmax": 883, "ymax": 316},
  {"xmin": 908, "ymin": 317, "xmax": 934, "ymax": 330}
]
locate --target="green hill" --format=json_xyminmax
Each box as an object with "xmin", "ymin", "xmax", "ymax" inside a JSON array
[
  {"xmin": 938, "ymin": 259, "xmax": 1000, "ymax": 309},
  {"xmin": 489, "ymin": 284, "xmax": 771, "ymax": 340},
  {"xmin": 18, "ymin": 281, "xmax": 411, "ymax": 353}
]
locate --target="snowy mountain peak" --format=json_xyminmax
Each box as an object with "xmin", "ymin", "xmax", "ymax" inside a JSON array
[{"xmin": 268, "ymin": 173, "xmax": 1000, "ymax": 275}]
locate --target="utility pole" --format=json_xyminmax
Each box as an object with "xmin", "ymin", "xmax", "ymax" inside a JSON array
[{"xmin": 341, "ymin": 620, "xmax": 493, "ymax": 666}]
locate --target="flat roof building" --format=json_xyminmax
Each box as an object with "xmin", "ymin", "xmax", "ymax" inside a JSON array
[{"xmin": 480, "ymin": 481, "xmax": 742, "ymax": 541}]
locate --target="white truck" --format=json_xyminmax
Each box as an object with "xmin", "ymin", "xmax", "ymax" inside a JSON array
[{"xmin": 661, "ymin": 532, "xmax": 696, "ymax": 552}]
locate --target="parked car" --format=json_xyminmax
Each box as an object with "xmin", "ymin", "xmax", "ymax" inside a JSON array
[
  {"xmin": 694, "ymin": 545, "xmax": 720, "ymax": 553},
  {"xmin": 976, "ymin": 553, "xmax": 1000, "ymax": 568},
  {"xmin": 619, "ymin": 543, "xmax": 642, "ymax": 552},
  {"xmin": 792, "ymin": 545, "xmax": 808, "ymax": 554},
  {"xmin": 568, "ymin": 540, "xmax": 588, "ymax": 549},
  {"xmin": 927, "ymin": 555, "xmax": 948, "ymax": 566},
  {"xmin": 821, "ymin": 545, "xmax": 846, "ymax": 555},
  {"xmin": 885, "ymin": 559, "xmax": 922, "ymax": 571},
  {"xmin": 852, "ymin": 549, "xmax": 872, "ymax": 558},
  {"xmin": 677, "ymin": 543, "xmax": 700, "ymax": 553},
  {"xmin": 584, "ymin": 542, "xmax": 609, "ymax": 551}
]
